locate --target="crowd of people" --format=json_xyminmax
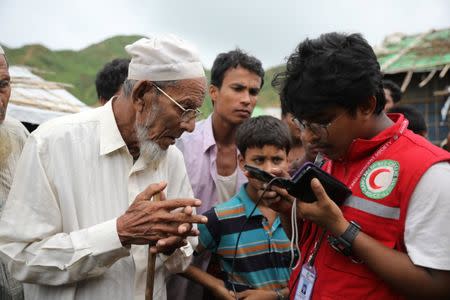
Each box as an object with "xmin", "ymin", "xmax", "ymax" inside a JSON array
[{"xmin": 0, "ymin": 31, "xmax": 449, "ymax": 300}]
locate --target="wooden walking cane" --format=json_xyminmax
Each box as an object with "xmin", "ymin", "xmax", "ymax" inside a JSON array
[{"xmin": 145, "ymin": 192, "xmax": 160, "ymax": 300}]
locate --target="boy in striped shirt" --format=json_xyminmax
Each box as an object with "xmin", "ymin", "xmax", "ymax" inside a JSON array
[{"xmin": 183, "ymin": 116, "xmax": 293, "ymax": 300}]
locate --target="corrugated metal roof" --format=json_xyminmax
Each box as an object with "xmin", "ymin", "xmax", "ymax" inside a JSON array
[
  {"xmin": 7, "ymin": 66, "xmax": 90, "ymax": 124},
  {"xmin": 376, "ymin": 27, "xmax": 450, "ymax": 74}
]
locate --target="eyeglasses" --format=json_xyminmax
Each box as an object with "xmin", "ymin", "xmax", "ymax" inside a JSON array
[
  {"xmin": 153, "ymin": 84, "xmax": 202, "ymax": 122},
  {"xmin": 292, "ymin": 110, "xmax": 348, "ymax": 137}
]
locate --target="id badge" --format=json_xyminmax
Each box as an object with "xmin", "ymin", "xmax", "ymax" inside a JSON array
[{"xmin": 294, "ymin": 263, "xmax": 317, "ymax": 300}]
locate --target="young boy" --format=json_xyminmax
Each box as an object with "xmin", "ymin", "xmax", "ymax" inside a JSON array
[{"xmin": 182, "ymin": 116, "xmax": 293, "ymax": 300}]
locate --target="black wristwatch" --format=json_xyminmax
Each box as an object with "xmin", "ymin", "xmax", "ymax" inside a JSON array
[{"xmin": 328, "ymin": 221, "xmax": 361, "ymax": 256}]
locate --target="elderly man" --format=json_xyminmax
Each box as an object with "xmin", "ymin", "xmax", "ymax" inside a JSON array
[
  {"xmin": 0, "ymin": 35, "xmax": 208, "ymax": 300},
  {"xmin": 0, "ymin": 46, "xmax": 28, "ymax": 300}
]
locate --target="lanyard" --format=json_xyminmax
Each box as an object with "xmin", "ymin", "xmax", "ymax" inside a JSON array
[
  {"xmin": 307, "ymin": 229, "xmax": 326, "ymax": 266},
  {"xmin": 325, "ymin": 120, "xmax": 408, "ymax": 190}
]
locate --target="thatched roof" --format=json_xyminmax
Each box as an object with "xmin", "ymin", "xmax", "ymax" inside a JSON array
[
  {"xmin": 7, "ymin": 66, "xmax": 90, "ymax": 124},
  {"xmin": 376, "ymin": 27, "xmax": 450, "ymax": 75}
]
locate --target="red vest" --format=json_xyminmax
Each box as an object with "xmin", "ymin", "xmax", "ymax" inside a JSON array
[{"xmin": 289, "ymin": 115, "xmax": 450, "ymax": 300}]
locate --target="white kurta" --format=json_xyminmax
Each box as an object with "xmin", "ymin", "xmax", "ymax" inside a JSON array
[{"xmin": 0, "ymin": 100, "xmax": 196, "ymax": 300}]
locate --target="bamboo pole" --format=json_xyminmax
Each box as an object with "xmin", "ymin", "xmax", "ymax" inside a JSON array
[
  {"xmin": 439, "ymin": 64, "xmax": 450, "ymax": 78},
  {"xmin": 400, "ymin": 70, "xmax": 413, "ymax": 93},
  {"xmin": 418, "ymin": 70, "xmax": 437, "ymax": 88},
  {"xmin": 145, "ymin": 193, "xmax": 160, "ymax": 300}
]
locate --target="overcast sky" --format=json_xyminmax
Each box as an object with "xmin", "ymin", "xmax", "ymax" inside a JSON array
[{"xmin": 1, "ymin": 0, "xmax": 449, "ymax": 68}]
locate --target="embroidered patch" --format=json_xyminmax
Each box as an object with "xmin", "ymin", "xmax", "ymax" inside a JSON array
[{"xmin": 360, "ymin": 160, "xmax": 399, "ymax": 199}]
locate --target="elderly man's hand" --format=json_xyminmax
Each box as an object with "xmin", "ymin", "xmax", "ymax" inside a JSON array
[
  {"xmin": 116, "ymin": 182, "xmax": 207, "ymax": 250},
  {"xmin": 150, "ymin": 205, "xmax": 199, "ymax": 255}
]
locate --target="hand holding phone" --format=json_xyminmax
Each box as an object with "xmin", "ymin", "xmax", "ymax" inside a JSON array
[
  {"xmin": 289, "ymin": 163, "xmax": 351, "ymax": 205},
  {"xmin": 243, "ymin": 165, "xmax": 292, "ymax": 189},
  {"xmin": 244, "ymin": 163, "xmax": 351, "ymax": 205}
]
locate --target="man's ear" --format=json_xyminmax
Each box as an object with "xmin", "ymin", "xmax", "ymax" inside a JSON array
[
  {"xmin": 238, "ymin": 154, "xmax": 246, "ymax": 172},
  {"xmin": 358, "ymin": 95, "xmax": 377, "ymax": 120},
  {"xmin": 131, "ymin": 80, "xmax": 154, "ymax": 112},
  {"xmin": 209, "ymin": 84, "xmax": 218, "ymax": 107}
]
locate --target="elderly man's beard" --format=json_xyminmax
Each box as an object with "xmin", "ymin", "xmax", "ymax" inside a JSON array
[{"xmin": 134, "ymin": 107, "xmax": 165, "ymax": 163}]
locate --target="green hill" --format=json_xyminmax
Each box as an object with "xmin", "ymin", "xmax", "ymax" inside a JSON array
[
  {"xmin": 3, "ymin": 35, "xmax": 144, "ymax": 106},
  {"xmin": 259, "ymin": 65, "xmax": 285, "ymax": 107},
  {"xmin": 2, "ymin": 35, "xmax": 283, "ymax": 112}
]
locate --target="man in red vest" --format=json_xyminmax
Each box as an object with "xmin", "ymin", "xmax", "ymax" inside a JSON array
[{"xmin": 270, "ymin": 32, "xmax": 450, "ymax": 299}]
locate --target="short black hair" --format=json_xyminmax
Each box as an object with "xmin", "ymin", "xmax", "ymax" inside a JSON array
[
  {"xmin": 383, "ymin": 79, "xmax": 402, "ymax": 103},
  {"xmin": 236, "ymin": 116, "xmax": 292, "ymax": 156},
  {"xmin": 95, "ymin": 58, "xmax": 130, "ymax": 101},
  {"xmin": 388, "ymin": 105, "xmax": 427, "ymax": 134},
  {"xmin": 210, "ymin": 49, "xmax": 264, "ymax": 88},
  {"xmin": 280, "ymin": 95, "xmax": 289, "ymax": 117},
  {"xmin": 273, "ymin": 32, "xmax": 385, "ymax": 120}
]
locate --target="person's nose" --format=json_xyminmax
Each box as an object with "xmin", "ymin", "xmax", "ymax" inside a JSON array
[
  {"xmin": 180, "ymin": 117, "xmax": 196, "ymax": 133},
  {"xmin": 240, "ymin": 90, "xmax": 251, "ymax": 106}
]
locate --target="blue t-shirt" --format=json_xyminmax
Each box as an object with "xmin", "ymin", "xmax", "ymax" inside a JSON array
[{"xmin": 198, "ymin": 184, "xmax": 293, "ymax": 292}]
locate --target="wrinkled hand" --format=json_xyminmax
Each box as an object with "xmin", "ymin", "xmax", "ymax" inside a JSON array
[
  {"xmin": 297, "ymin": 178, "xmax": 348, "ymax": 236},
  {"xmin": 152, "ymin": 205, "xmax": 198, "ymax": 254},
  {"xmin": 117, "ymin": 182, "xmax": 208, "ymax": 251},
  {"xmin": 234, "ymin": 289, "xmax": 277, "ymax": 300}
]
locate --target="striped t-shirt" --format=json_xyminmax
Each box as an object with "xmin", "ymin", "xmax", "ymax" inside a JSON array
[{"xmin": 198, "ymin": 184, "xmax": 293, "ymax": 292}]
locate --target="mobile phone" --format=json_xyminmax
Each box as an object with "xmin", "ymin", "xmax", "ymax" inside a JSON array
[
  {"xmin": 289, "ymin": 163, "xmax": 351, "ymax": 205},
  {"xmin": 243, "ymin": 165, "xmax": 292, "ymax": 189},
  {"xmin": 244, "ymin": 163, "xmax": 351, "ymax": 205}
]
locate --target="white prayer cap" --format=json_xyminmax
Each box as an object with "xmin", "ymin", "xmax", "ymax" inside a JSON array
[
  {"xmin": 126, "ymin": 34, "xmax": 205, "ymax": 81},
  {"xmin": 0, "ymin": 46, "xmax": 4, "ymax": 55}
]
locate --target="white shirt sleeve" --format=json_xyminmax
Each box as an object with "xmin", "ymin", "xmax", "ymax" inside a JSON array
[
  {"xmin": 0, "ymin": 136, "xmax": 130, "ymax": 285},
  {"xmin": 405, "ymin": 162, "xmax": 450, "ymax": 270}
]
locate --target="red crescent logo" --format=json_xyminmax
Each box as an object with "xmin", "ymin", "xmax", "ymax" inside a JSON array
[{"xmin": 368, "ymin": 168, "xmax": 390, "ymax": 189}]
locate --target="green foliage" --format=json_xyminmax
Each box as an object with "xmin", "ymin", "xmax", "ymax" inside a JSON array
[
  {"xmin": 5, "ymin": 35, "xmax": 143, "ymax": 106},
  {"xmin": 259, "ymin": 65, "xmax": 285, "ymax": 107},
  {"xmin": 4, "ymin": 36, "xmax": 284, "ymax": 111}
]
